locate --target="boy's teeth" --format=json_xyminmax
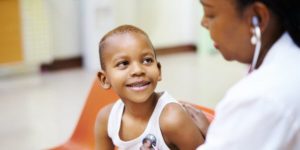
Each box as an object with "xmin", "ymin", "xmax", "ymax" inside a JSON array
[
  {"xmin": 132, "ymin": 83, "xmax": 144, "ymax": 87},
  {"xmin": 129, "ymin": 82, "xmax": 148, "ymax": 87}
]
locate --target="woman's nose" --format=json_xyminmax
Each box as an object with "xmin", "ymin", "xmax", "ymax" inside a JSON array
[{"xmin": 201, "ymin": 17, "xmax": 209, "ymax": 29}]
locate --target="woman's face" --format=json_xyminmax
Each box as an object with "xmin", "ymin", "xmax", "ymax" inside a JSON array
[{"xmin": 201, "ymin": 0, "xmax": 254, "ymax": 64}]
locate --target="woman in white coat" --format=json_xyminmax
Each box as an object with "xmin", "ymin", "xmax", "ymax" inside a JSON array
[{"xmin": 183, "ymin": 0, "xmax": 300, "ymax": 149}]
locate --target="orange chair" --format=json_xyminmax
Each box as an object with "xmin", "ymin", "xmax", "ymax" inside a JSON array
[
  {"xmin": 50, "ymin": 78, "xmax": 119, "ymax": 150},
  {"xmin": 50, "ymin": 78, "xmax": 214, "ymax": 150}
]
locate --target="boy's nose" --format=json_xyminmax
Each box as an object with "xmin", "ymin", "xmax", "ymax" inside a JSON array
[{"xmin": 130, "ymin": 62, "xmax": 145, "ymax": 76}]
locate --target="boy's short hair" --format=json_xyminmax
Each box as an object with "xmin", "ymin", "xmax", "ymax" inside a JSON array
[{"xmin": 99, "ymin": 25, "xmax": 155, "ymax": 70}]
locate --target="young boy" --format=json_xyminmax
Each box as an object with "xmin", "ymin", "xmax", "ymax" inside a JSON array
[{"xmin": 95, "ymin": 25, "xmax": 205, "ymax": 150}]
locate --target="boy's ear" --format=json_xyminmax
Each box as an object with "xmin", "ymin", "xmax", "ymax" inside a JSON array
[
  {"xmin": 97, "ymin": 71, "xmax": 111, "ymax": 89},
  {"xmin": 157, "ymin": 62, "xmax": 162, "ymax": 81}
]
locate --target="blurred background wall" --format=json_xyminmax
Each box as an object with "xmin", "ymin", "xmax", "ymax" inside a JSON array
[
  {"xmin": 0, "ymin": 0, "xmax": 247, "ymax": 103},
  {"xmin": 81, "ymin": 0, "xmax": 201, "ymax": 70},
  {"xmin": 0, "ymin": 0, "xmax": 201, "ymax": 70}
]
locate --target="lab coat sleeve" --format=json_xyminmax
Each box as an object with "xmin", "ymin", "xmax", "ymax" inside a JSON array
[{"xmin": 197, "ymin": 97, "xmax": 299, "ymax": 150}]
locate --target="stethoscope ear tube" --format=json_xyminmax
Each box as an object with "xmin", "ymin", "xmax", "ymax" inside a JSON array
[{"xmin": 250, "ymin": 17, "xmax": 262, "ymax": 72}]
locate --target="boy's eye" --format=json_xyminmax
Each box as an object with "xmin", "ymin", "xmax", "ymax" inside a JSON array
[
  {"xmin": 143, "ymin": 57, "xmax": 154, "ymax": 65},
  {"xmin": 116, "ymin": 60, "xmax": 129, "ymax": 69}
]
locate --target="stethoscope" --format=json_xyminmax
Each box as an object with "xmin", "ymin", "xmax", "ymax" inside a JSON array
[{"xmin": 249, "ymin": 16, "xmax": 262, "ymax": 72}]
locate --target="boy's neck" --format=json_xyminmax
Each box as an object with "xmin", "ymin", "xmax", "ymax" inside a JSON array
[{"xmin": 123, "ymin": 92, "xmax": 161, "ymax": 120}]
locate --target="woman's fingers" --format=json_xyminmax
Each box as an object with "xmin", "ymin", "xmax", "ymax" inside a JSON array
[{"xmin": 180, "ymin": 101, "xmax": 210, "ymax": 137}]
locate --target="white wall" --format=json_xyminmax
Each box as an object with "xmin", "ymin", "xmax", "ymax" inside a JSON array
[
  {"xmin": 114, "ymin": 0, "xmax": 199, "ymax": 48},
  {"xmin": 80, "ymin": 0, "xmax": 116, "ymax": 71},
  {"xmin": 137, "ymin": 0, "xmax": 200, "ymax": 47},
  {"xmin": 46, "ymin": 0, "xmax": 81, "ymax": 59},
  {"xmin": 195, "ymin": 53, "xmax": 247, "ymax": 107},
  {"xmin": 80, "ymin": 0, "xmax": 200, "ymax": 71},
  {"xmin": 114, "ymin": 0, "xmax": 138, "ymax": 25}
]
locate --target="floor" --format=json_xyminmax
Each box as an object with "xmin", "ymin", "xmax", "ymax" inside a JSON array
[{"xmin": 0, "ymin": 51, "xmax": 247, "ymax": 150}]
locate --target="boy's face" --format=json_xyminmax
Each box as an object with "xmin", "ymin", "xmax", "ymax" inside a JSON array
[{"xmin": 98, "ymin": 32, "xmax": 161, "ymax": 103}]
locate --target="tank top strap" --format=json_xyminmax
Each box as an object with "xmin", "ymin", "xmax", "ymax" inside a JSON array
[
  {"xmin": 107, "ymin": 99, "xmax": 124, "ymax": 141},
  {"xmin": 150, "ymin": 91, "xmax": 178, "ymax": 123}
]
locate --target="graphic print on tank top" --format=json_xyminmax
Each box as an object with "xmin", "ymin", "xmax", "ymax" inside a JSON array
[{"xmin": 139, "ymin": 134, "xmax": 158, "ymax": 150}]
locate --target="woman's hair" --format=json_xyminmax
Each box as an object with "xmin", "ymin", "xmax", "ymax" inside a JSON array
[
  {"xmin": 236, "ymin": 0, "xmax": 300, "ymax": 47},
  {"xmin": 98, "ymin": 25, "xmax": 155, "ymax": 70}
]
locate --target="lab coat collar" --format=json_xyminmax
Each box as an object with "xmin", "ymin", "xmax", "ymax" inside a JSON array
[{"xmin": 258, "ymin": 32, "xmax": 294, "ymax": 70}]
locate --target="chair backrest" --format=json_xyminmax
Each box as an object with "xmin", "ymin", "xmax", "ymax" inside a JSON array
[{"xmin": 70, "ymin": 78, "xmax": 119, "ymax": 149}]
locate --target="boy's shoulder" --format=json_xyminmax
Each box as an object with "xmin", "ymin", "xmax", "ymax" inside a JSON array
[
  {"xmin": 159, "ymin": 103, "xmax": 203, "ymax": 146},
  {"xmin": 159, "ymin": 103, "xmax": 187, "ymax": 131},
  {"xmin": 159, "ymin": 102, "xmax": 204, "ymax": 148}
]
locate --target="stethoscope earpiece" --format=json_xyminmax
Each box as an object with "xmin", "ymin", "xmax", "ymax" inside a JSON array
[
  {"xmin": 251, "ymin": 16, "xmax": 261, "ymax": 45},
  {"xmin": 250, "ymin": 16, "xmax": 262, "ymax": 72},
  {"xmin": 252, "ymin": 16, "xmax": 259, "ymax": 27}
]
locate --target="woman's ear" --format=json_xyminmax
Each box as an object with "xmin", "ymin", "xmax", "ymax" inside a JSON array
[
  {"xmin": 97, "ymin": 71, "xmax": 111, "ymax": 89},
  {"xmin": 250, "ymin": 2, "xmax": 270, "ymax": 33},
  {"xmin": 157, "ymin": 62, "xmax": 162, "ymax": 81}
]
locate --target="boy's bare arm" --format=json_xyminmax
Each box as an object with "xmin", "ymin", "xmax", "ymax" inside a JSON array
[
  {"xmin": 95, "ymin": 104, "xmax": 114, "ymax": 150},
  {"xmin": 160, "ymin": 103, "xmax": 206, "ymax": 150}
]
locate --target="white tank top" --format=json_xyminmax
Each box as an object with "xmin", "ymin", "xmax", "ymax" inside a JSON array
[{"xmin": 107, "ymin": 91, "xmax": 177, "ymax": 150}]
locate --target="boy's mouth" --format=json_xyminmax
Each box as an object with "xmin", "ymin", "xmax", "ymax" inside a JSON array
[{"xmin": 126, "ymin": 81, "xmax": 151, "ymax": 91}]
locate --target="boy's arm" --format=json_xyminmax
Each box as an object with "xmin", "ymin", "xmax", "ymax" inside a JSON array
[
  {"xmin": 95, "ymin": 104, "xmax": 114, "ymax": 150},
  {"xmin": 160, "ymin": 103, "xmax": 207, "ymax": 150}
]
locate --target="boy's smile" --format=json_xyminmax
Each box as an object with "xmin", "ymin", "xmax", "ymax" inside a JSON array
[
  {"xmin": 126, "ymin": 80, "xmax": 151, "ymax": 91},
  {"xmin": 99, "ymin": 32, "xmax": 161, "ymax": 104}
]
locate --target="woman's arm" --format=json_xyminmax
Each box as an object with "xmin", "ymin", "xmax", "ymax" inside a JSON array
[
  {"xmin": 95, "ymin": 104, "xmax": 114, "ymax": 150},
  {"xmin": 160, "ymin": 103, "xmax": 208, "ymax": 150}
]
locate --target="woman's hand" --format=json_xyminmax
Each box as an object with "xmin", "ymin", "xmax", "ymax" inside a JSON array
[{"xmin": 180, "ymin": 101, "xmax": 210, "ymax": 138}]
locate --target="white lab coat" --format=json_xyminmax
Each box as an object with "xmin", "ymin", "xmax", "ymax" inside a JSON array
[{"xmin": 198, "ymin": 33, "xmax": 300, "ymax": 150}]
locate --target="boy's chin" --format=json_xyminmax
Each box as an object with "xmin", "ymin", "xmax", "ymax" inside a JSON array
[{"xmin": 127, "ymin": 93, "xmax": 155, "ymax": 103}]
